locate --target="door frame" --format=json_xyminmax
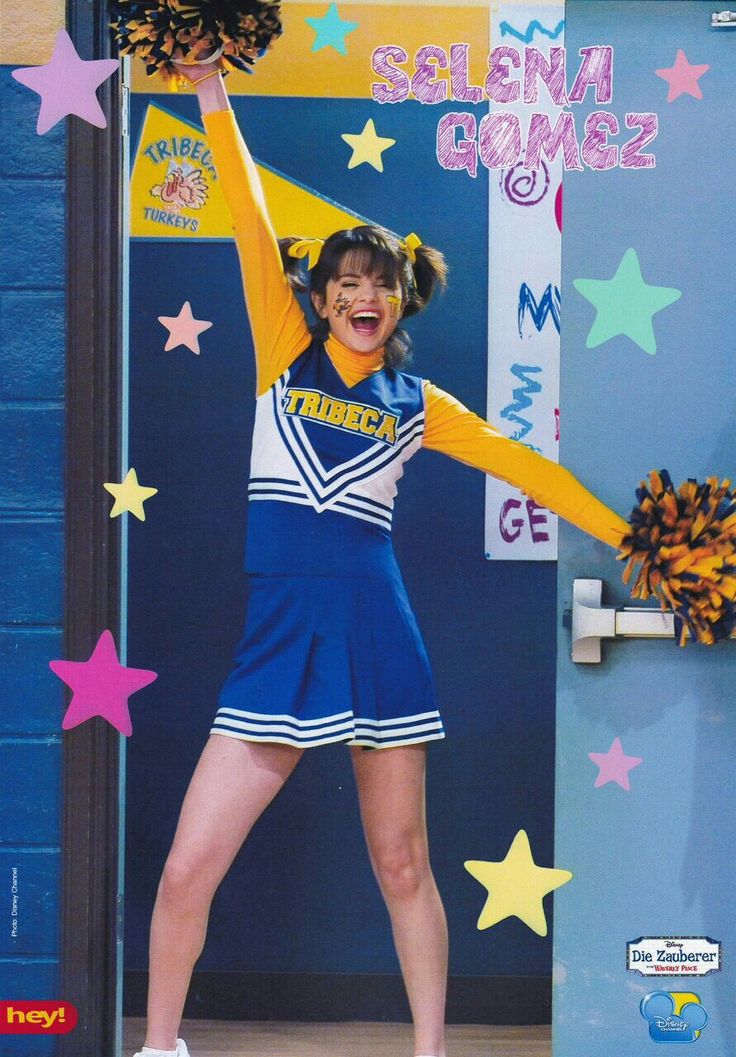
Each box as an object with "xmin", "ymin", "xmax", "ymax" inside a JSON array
[{"xmin": 59, "ymin": 2, "xmax": 123, "ymax": 1054}]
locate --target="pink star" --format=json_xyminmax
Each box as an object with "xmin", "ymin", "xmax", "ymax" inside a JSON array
[
  {"xmin": 12, "ymin": 29, "xmax": 119, "ymax": 135},
  {"xmin": 158, "ymin": 301, "xmax": 214, "ymax": 355},
  {"xmin": 588, "ymin": 737, "xmax": 643, "ymax": 791},
  {"xmin": 655, "ymin": 49, "xmax": 710, "ymax": 102},
  {"xmin": 50, "ymin": 630, "xmax": 158, "ymax": 736}
]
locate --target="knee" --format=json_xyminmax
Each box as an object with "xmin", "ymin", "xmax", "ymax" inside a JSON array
[
  {"xmin": 371, "ymin": 838, "xmax": 430, "ymax": 903},
  {"xmin": 158, "ymin": 853, "xmax": 214, "ymax": 908}
]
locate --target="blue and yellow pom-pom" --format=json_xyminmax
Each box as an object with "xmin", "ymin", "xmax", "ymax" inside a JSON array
[
  {"xmin": 110, "ymin": 1, "xmax": 282, "ymax": 84},
  {"xmin": 618, "ymin": 469, "xmax": 736, "ymax": 645}
]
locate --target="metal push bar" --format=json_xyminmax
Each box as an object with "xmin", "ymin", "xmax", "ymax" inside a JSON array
[{"xmin": 569, "ymin": 578, "xmax": 735, "ymax": 663}]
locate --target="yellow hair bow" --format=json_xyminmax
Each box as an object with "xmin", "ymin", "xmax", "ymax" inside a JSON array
[
  {"xmin": 401, "ymin": 232, "xmax": 422, "ymax": 265},
  {"xmin": 287, "ymin": 237, "xmax": 325, "ymax": 270}
]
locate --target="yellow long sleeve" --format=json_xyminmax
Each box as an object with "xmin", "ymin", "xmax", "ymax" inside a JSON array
[
  {"xmin": 422, "ymin": 382, "xmax": 629, "ymax": 548},
  {"xmin": 201, "ymin": 107, "xmax": 626, "ymax": 549},
  {"xmin": 201, "ymin": 107, "xmax": 311, "ymax": 396}
]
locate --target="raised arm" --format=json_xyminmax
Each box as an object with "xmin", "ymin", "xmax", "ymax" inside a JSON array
[
  {"xmin": 184, "ymin": 66, "xmax": 311, "ymax": 395},
  {"xmin": 422, "ymin": 381, "xmax": 629, "ymax": 548}
]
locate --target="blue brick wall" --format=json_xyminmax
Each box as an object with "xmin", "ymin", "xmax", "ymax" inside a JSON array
[{"xmin": 0, "ymin": 64, "xmax": 65, "ymax": 1052}]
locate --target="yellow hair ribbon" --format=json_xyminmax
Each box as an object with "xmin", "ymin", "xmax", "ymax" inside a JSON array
[
  {"xmin": 401, "ymin": 232, "xmax": 422, "ymax": 265},
  {"xmin": 287, "ymin": 237, "xmax": 325, "ymax": 270}
]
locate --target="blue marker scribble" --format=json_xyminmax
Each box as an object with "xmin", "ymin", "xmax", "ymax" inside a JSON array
[
  {"xmin": 499, "ymin": 19, "xmax": 565, "ymax": 43},
  {"xmin": 518, "ymin": 283, "xmax": 561, "ymax": 336},
  {"xmin": 501, "ymin": 364, "xmax": 542, "ymax": 442}
]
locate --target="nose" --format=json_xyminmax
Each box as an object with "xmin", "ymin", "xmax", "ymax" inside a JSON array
[{"xmin": 358, "ymin": 279, "xmax": 380, "ymax": 301}]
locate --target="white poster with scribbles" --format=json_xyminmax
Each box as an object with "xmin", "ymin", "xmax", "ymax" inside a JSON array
[{"xmin": 485, "ymin": 4, "xmax": 564, "ymax": 560}]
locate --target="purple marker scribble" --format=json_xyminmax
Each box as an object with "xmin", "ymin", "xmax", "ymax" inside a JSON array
[
  {"xmin": 450, "ymin": 43, "xmax": 483, "ymax": 104},
  {"xmin": 518, "ymin": 284, "xmax": 561, "ymax": 335},
  {"xmin": 502, "ymin": 160, "xmax": 550, "ymax": 206},
  {"xmin": 526, "ymin": 500, "xmax": 550, "ymax": 542},
  {"xmin": 479, "ymin": 113, "xmax": 521, "ymax": 169},
  {"xmin": 554, "ymin": 407, "xmax": 560, "ymax": 442},
  {"xmin": 498, "ymin": 497, "xmax": 549, "ymax": 543},
  {"xmin": 621, "ymin": 113, "xmax": 658, "ymax": 169},
  {"xmin": 524, "ymin": 112, "xmax": 583, "ymax": 171},
  {"xmin": 568, "ymin": 45, "xmax": 614, "ymax": 104},
  {"xmin": 554, "ymin": 183, "xmax": 563, "ymax": 231},
  {"xmin": 486, "ymin": 46, "xmax": 521, "ymax": 104},
  {"xmin": 581, "ymin": 110, "xmax": 619, "ymax": 170},
  {"xmin": 371, "ymin": 45, "xmax": 410, "ymax": 104},
  {"xmin": 436, "ymin": 112, "xmax": 478, "ymax": 177},
  {"xmin": 524, "ymin": 46, "xmax": 568, "ymax": 106},
  {"xmin": 499, "ymin": 498, "xmax": 524, "ymax": 542},
  {"xmin": 411, "ymin": 45, "xmax": 448, "ymax": 105},
  {"xmin": 501, "ymin": 363, "xmax": 542, "ymax": 441}
]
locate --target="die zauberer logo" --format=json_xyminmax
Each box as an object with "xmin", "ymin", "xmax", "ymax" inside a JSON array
[{"xmin": 627, "ymin": 937, "xmax": 721, "ymax": 978}]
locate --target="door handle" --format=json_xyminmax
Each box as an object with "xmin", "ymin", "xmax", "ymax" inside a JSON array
[{"xmin": 570, "ymin": 577, "xmax": 675, "ymax": 663}]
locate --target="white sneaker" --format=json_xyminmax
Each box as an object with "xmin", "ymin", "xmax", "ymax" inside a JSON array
[{"xmin": 133, "ymin": 1040, "xmax": 190, "ymax": 1057}]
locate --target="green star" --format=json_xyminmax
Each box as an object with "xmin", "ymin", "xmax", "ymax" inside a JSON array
[
  {"xmin": 306, "ymin": 4, "xmax": 359, "ymax": 56},
  {"xmin": 573, "ymin": 248, "xmax": 681, "ymax": 355}
]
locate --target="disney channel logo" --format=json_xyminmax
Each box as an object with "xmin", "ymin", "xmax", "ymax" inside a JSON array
[{"xmin": 640, "ymin": 991, "xmax": 708, "ymax": 1043}]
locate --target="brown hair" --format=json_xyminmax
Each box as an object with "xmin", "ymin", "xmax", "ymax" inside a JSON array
[{"xmin": 279, "ymin": 225, "xmax": 447, "ymax": 368}]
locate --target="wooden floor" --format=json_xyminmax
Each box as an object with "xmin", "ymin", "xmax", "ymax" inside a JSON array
[{"xmin": 123, "ymin": 1019, "xmax": 551, "ymax": 1057}]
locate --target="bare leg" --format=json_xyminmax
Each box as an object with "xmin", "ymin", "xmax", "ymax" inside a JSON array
[
  {"xmin": 143, "ymin": 734, "xmax": 303, "ymax": 1051},
  {"xmin": 350, "ymin": 744, "xmax": 448, "ymax": 1057}
]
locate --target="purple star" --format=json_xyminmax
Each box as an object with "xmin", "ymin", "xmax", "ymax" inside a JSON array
[
  {"xmin": 588, "ymin": 736, "xmax": 643, "ymax": 791},
  {"xmin": 12, "ymin": 29, "xmax": 119, "ymax": 135}
]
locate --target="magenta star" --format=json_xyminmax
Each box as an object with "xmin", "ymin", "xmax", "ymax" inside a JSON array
[
  {"xmin": 12, "ymin": 29, "xmax": 119, "ymax": 135},
  {"xmin": 588, "ymin": 737, "xmax": 643, "ymax": 791},
  {"xmin": 655, "ymin": 49, "xmax": 710, "ymax": 102},
  {"xmin": 50, "ymin": 630, "xmax": 158, "ymax": 736}
]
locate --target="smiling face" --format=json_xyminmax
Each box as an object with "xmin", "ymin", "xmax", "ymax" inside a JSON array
[{"xmin": 312, "ymin": 252, "xmax": 405, "ymax": 355}]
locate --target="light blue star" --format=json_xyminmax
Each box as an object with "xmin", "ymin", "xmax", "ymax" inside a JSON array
[
  {"xmin": 306, "ymin": 4, "xmax": 360, "ymax": 56},
  {"xmin": 573, "ymin": 248, "xmax": 681, "ymax": 355}
]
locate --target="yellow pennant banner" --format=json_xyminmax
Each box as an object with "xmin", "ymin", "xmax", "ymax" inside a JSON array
[{"xmin": 131, "ymin": 104, "xmax": 368, "ymax": 240}]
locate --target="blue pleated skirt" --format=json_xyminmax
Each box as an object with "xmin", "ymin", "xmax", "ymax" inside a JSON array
[{"xmin": 211, "ymin": 569, "xmax": 444, "ymax": 749}]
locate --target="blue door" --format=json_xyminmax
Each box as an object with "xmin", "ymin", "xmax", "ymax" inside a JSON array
[{"xmin": 554, "ymin": 3, "xmax": 734, "ymax": 1055}]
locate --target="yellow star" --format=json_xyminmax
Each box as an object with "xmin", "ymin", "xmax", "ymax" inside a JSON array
[
  {"xmin": 464, "ymin": 830, "xmax": 573, "ymax": 936},
  {"xmin": 103, "ymin": 467, "xmax": 158, "ymax": 522},
  {"xmin": 341, "ymin": 119, "xmax": 396, "ymax": 173}
]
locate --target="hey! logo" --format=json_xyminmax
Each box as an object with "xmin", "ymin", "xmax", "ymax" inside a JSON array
[
  {"xmin": 0, "ymin": 1001, "xmax": 78, "ymax": 1034},
  {"xmin": 640, "ymin": 991, "xmax": 708, "ymax": 1043}
]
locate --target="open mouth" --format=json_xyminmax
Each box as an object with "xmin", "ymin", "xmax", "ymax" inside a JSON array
[{"xmin": 349, "ymin": 310, "xmax": 382, "ymax": 336}]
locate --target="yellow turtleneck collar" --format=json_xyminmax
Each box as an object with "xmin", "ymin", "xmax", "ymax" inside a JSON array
[{"xmin": 325, "ymin": 333, "xmax": 385, "ymax": 389}]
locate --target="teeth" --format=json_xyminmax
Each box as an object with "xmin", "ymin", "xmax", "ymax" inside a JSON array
[{"xmin": 352, "ymin": 310, "xmax": 380, "ymax": 320}]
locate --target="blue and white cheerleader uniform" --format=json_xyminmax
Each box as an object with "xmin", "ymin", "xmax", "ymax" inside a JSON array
[
  {"xmin": 211, "ymin": 338, "xmax": 445, "ymax": 749},
  {"xmin": 201, "ymin": 105, "xmax": 629, "ymax": 751}
]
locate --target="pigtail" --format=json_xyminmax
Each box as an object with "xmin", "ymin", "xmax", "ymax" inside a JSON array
[
  {"xmin": 277, "ymin": 236, "xmax": 309, "ymax": 294},
  {"xmin": 403, "ymin": 243, "xmax": 448, "ymax": 319}
]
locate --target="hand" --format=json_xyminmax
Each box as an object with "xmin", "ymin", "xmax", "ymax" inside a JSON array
[{"xmin": 173, "ymin": 58, "xmax": 222, "ymax": 82}]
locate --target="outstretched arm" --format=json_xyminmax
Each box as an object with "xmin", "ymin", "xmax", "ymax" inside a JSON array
[
  {"xmin": 183, "ymin": 66, "xmax": 311, "ymax": 395},
  {"xmin": 422, "ymin": 382, "xmax": 629, "ymax": 548}
]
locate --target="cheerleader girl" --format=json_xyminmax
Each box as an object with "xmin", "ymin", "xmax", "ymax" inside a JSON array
[{"xmin": 133, "ymin": 60, "xmax": 630, "ymax": 1057}]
